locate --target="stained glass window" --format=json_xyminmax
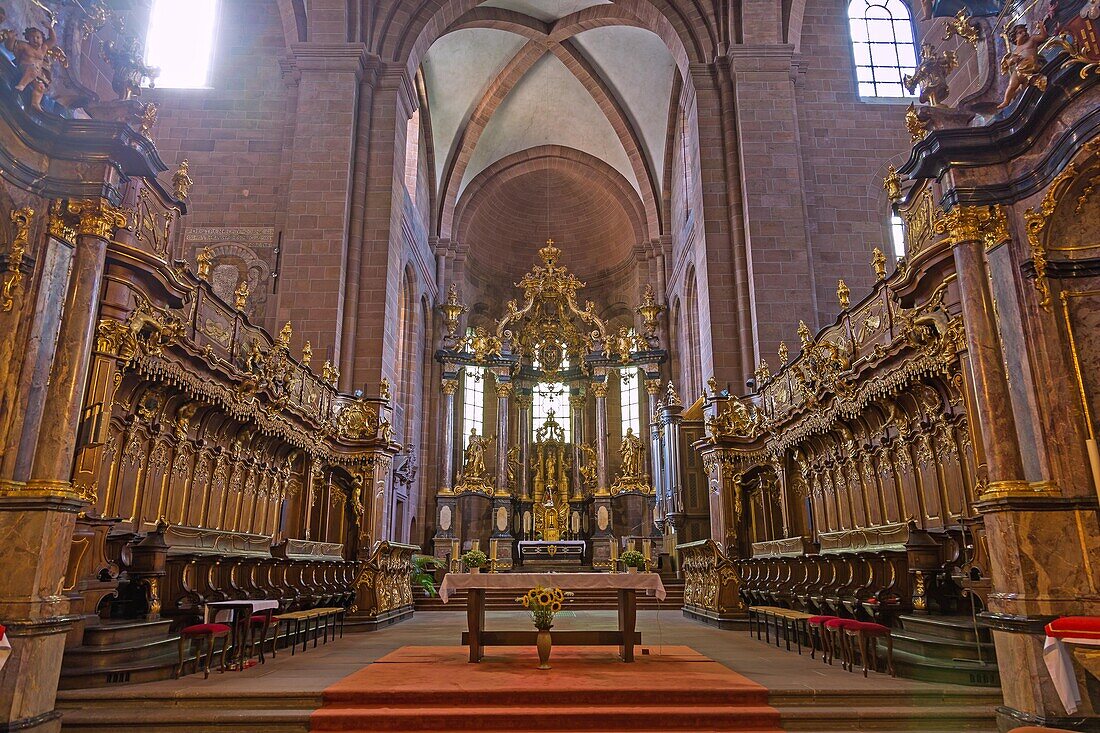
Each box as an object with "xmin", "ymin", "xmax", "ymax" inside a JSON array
[
  {"xmin": 620, "ymin": 368, "xmax": 640, "ymax": 438},
  {"xmin": 848, "ymin": 0, "xmax": 917, "ymax": 99}
]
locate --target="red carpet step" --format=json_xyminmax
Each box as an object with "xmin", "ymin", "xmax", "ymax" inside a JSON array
[{"xmin": 311, "ymin": 645, "xmax": 784, "ymax": 732}]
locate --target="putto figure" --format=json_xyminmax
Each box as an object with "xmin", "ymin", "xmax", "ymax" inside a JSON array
[
  {"xmin": 1, "ymin": 10, "xmax": 63, "ymax": 111},
  {"xmin": 997, "ymin": 23, "xmax": 1049, "ymax": 110},
  {"xmin": 903, "ymin": 43, "xmax": 958, "ymax": 107}
]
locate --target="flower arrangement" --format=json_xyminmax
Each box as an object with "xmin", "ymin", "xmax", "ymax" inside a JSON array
[
  {"xmin": 620, "ymin": 549, "xmax": 646, "ymax": 570},
  {"xmin": 516, "ymin": 585, "xmax": 572, "ymax": 630},
  {"xmin": 461, "ymin": 549, "xmax": 487, "ymax": 571}
]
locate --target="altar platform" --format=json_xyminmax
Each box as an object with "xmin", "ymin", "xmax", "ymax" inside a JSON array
[{"xmin": 311, "ymin": 645, "xmax": 783, "ymax": 731}]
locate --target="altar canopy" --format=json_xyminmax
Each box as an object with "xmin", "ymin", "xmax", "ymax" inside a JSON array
[{"xmin": 431, "ymin": 242, "xmax": 678, "ymax": 568}]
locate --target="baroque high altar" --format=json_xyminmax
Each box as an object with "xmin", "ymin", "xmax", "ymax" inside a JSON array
[{"xmin": 431, "ymin": 241, "xmax": 677, "ymax": 568}]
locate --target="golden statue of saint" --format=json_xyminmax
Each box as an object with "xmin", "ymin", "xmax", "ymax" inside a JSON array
[
  {"xmin": 463, "ymin": 428, "xmax": 491, "ymax": 479},
  {"xmin": 620, "ymin": 427, "xmax": 644, "ymax": 477}
]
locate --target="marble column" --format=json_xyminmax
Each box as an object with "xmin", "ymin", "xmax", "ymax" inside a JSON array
[
  {"xmin": 590, "ymin": 379, "xmax": 612, "ymax": 566},
  {"xmin": 0, "ymin": 198, "xmax": 127, "ymax": 733},
  {"xmin": 644, "ymin": 378, "xmax": 664, "ymax": 525},
  {"xmin": 493, "ymin": 378, "xmax": 512, "ymax": 494},
  {"xmin": 569, "ymin": 391, "xmax": 586, "ymax": 501},
  {"xmin": 516, "ymin": 392, "xmax": 532, "ymax": 501},
  {"xmin": 439, "ymin": 377, "xmax": 458, "ymax": 492},
  {"xmin": 951, "ymin": 221, "xmax": 1026, "ymax": 490}
]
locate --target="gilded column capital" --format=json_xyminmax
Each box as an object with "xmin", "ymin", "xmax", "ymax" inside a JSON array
[
  {"xmin": 67, "ymin": 198, "xmax": 128, "ymax": 241},
  {"xmin": 441, "ymin": 378, "xmax": 459, "ymax": 396},
  {"xmin": 644, "ymin": 378, "xmax": 662, "ymax": 396},
  {"xmin": 935, "ymin": 204, "xmax": 1009, "ymax": 250},
  {"xmin": 495, "ymin": 380, "xmax": 514, "ymax": 398},
  {"xmin": 48, "ymin": 199, "xmax": 77, "ymax": 244},
  {"xmin": 591, "ymin": 382, "xmax": 608, "ymax": 399},
  {"xmin": 569, "ymin": 393, "xmax": 586, "ymax": 410},
  {"xmin": 515, "ymin": 394, "xmax": 532, "ymax": 410}
]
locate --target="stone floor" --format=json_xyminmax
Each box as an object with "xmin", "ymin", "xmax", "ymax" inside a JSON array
[{"xmin": 100, "ymin": 609, "xmax": 995, "ymax": 695}]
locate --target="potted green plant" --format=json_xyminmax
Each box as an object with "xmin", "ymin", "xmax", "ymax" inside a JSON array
[
  {"xmin": 461, "ymin": 548, "xmax": 488, "ymax": 573},
  {"xmin": 620, "ymin": 549, "xmax": 646, "ymax": 573},
  {"xmin": 411, "ymin": 555, "xmax": 444, "ymax": 596}
]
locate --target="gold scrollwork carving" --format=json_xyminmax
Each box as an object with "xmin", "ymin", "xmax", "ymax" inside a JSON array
[
  {"xmin": 1, "ymin": 206, "xmax": 34, "ymax": 312},
  {"xmin": 1024, "ymin": 165, "xmax": 1079, "ymax": 311}
]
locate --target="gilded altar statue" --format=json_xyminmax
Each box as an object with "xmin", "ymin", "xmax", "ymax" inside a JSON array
[
  {"xmin": 505, "ymin": 445, "xmax": 520, "ymax": 491},
  {"xmin": 611, "ymin": 427, "xmax": 652, "ymax": 495},
  {"xmin": 454, "ymin": 428, "xmax": 495, "ymax": 494},
  {"xmin": 531, "ymin": 412, "xmax": 571, "ymax": 538}
]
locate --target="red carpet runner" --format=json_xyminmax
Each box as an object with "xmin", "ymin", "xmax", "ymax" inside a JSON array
[{"xmin": 311, "ymin": 645, "xmax": 784, "ymax": 732}]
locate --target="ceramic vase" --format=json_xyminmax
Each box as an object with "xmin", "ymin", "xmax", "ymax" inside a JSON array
[
  {"xmin": 627, "ymin": 565, "xmax": 638, "ymax": 573},
  {"xmin": 536, "ymin": 627, "xmax": 552, "ymax": 669},
  {"xmin": 470, "ymin": 566, "xmax": 480, "ymax": 574}
]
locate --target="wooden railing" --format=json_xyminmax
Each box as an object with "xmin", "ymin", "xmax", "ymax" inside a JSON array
[{"xmin": 678, "ymin": 539, "xmax": 744, "ymax": 625}]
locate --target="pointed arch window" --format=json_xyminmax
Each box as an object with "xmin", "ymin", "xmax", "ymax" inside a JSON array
[{"xmin": 848, "ymin": 0, "xmax": 917, "ymax": 99}]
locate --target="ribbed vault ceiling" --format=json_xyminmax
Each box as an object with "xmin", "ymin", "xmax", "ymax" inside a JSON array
[{"xmin": 421, "ymin": 0, "xmax": 676, "ymax": 240}]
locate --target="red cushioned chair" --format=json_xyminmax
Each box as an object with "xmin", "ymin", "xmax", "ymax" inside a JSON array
[
  {"xmin": 249, "ymin": 609, "xmax": 280, "ymax": 664},
  {"xmin": 823, "ymin": 618, "xmax": 862, "ymax": 669},
  {"xmin": 1045, "ymin": 616, "xmax": 1100, "ymax": 641},
  {"xmin": 806, "ymin": 615, "xmax": 837, "ymax": 662},
  {"xmin": 1008, "ymin": 727, "xmax": 1077, "ymax": 732},
  {"xmin": 843, "ymin": 621, "xmax": 895, "ymax": 677},
  {"xmin": 176, "ymin": 623, "xmax": 231, "ymax": 679}
]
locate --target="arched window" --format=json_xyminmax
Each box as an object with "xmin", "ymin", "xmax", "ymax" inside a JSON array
[
  {"xmin": 890, "ymin": 213, "xmax": 906, "ymax": 258},
  {"xmin": 619, "ymin": 366, "xmax": 640, "ymax": 438},
  {"xmin": 144, "ymin": 0, "xmax": 219, "ymax": 89},
  {"xmin": 461, "ymin": 343, "xmax": 485, "ymax": 447},
  {"xmin": 848, "ymin": 0, "xmax": 917, "ymax": 99}
]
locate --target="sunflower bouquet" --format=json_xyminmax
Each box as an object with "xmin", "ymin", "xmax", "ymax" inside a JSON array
[{"xmin": 516, "ymin": 585, "xmax": 572, "ymax": 630}]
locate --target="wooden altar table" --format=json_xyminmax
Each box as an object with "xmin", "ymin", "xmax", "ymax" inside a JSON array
[{"xmin": 439, "ymin": 572, "xmax": 666, "ymax": 663}]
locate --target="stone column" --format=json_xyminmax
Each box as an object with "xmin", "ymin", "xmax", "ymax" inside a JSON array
[
  {"xmin": 0, "ymin": 198, "xmax": 126, "ymax": 733},
  {"xmin": 569, "ymin": 391, "xmax": 586, "ymax": 501},
  {"xmin": 516, "ymin": 392, "xmax": 532, "ymax": 501},
  {"xmin": 590, "ymin": 379, "xmax": 612, "ymax": 565},
  {"xmin": 490, "ymin": 379, "xmax": 514, "ymax": 565}
]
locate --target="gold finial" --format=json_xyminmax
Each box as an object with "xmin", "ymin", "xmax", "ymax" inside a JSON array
[
  {"xmin": 301, "ymin": 340, "xmax": 312, "ymax": 367},
  {"xmin": 754, "ymin": 359, "xmax": 770, "ymax": 384},
  {"xmin": 539, "ymin": 237, "xmax": 562, "ymax": 267},
  {"xmin": 278, "ymin": 321, "xmax": 292, "ymax": 347},
  {"xmin": 798, "ymin": 320, "xmax": 812, "ymax": 348},
  {"xmin": 778, "ymin": 342, "xmax": 789, "ymax": 364},
  {"xmin": 883, "ymin": 165, "xmax": 902, "ymax": 203},
  {"xmin": 234, "ymin": 279, "xmax": 249, "ymax": 310},
  {"xmin": 173, "ymin": 159, "xmax": 193, "ymax": 201},
  {"xmin": 196, "ymin": 246, "xmax": 213, "ymax": 280},
  {"xmin": 706, "ymin": 376, "xmax": 719, "ymax": 396},
  {"xmin": 380, "ymin": 377, "xmax": 391, "ymax": 401},
  {"xmin": 872, "ymin": 247, "xmax": 887, "ymax": 281},
  {"xmin": 837, "ymin": 279, "xmax": 851, "ymax": 310},
  {"xmin": 322, "ymin": 360, "xmax": 339, "ymax": 387},
  {"xmin": 439, "ymin": 282, "xmax": 466, "ymax": 340},
  {"xmin": 636, "ymin": 283, "xmax": 664, "ymax": 340}
]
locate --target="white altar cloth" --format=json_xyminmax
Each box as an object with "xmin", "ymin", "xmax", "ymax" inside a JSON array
[
  {"xmin": 1043, "ymin": 634, "xmax": 1100, "ymax": 714},
  {"xmin": 204, "ymin": 599, "xmax": 280, "ymax": 624},
  {"xmin": 439, "ymin": 572, "xmax": 666, "ymax": 603}
]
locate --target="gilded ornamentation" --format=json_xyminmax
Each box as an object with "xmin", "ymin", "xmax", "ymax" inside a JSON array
[
  {"xmin": 904, "ymin": 43, "xmax": 958, "ymax": 106},
  {"xmin": 496, "ymin": 380, "xmax": 514, "ymax": 398},
  {"xmin": 1024, "ymin": 166, "xmax": 1078, "ymax": 311},
  {"xmin": 67, "ymin": 198, "xmax": 128, "ymax": 240},
  {"xmin": 905, "ymin": 104, "xmax": 929, "ymax": 143},
  {"xmin": 48, "ymin": 199, "xmax": 76, "ymax": 244},
  {"xmin": 322, "ymin": 360, "xmax": 339, "ymax": 387},
  {"xmin": 139, "ymin": 102, "xmax": 158, "ymax": 137},
  {"xmin": 301, "ymin": 341, "xmax": 312, "ymax": 368},
  {"xmin": 494, "ymin": 240, "xmax": 609, "ymax": 377},
  {"xmin": 883, "ymin": 166, "xmax": 902, "ymax": 203},
  {"xmin": 872, "ymin": 247, "xmax": 887, "ymax": 281},
  {"xmin": 610, "ymin": 427, "xmax": 651, "ymax": 495},
  {"xmin": 455, "ymin": 428, "xmax": 495, "ymax": 494},
  {"xmin": 706, "ymin": 397, "xmax": 764, "ymax": 441},
  {"xmin": 1, "ymin": 206, "xmax": 34, "ymax": 312},
  {"xmin": 98, "ymin": 299, "xmax": 185, "ymax": 364},
  {"xmin": 196, "ymin": 247, "xmax": 213, "ymax": 280},
  {"xmin": 935, "ymin": 204, "xmax": 1009, "ymax": 250},
  {"xmin": 505, "ymin": 445, "xmax": 520, "ymax": 490},
  {"xmin": 129, "ymin": 187, "xmax": 175, "ymax": 258},
  {"xmin": 379, "ymin": 377, "xmax": 391, "ymax": 401},
  {"xmin": 458, "ymin": 326, "xmax": 502, "ymax": 361},
  {"xmin": 665, "ymin": 380, "xmax": 681, "ymax": 406},
  {"xmin": 636, "ymin": 284, "xmax": 664, "ymax": 342},
  {"xmin": 439, "ymin": 283, "xmax": 466, "ymax": 341},
  {"xmin": 837, "ymin": 279, "xmax": 850, "ymax": 310},
  {"xmin": 579, "ymin": 443, "xmax": 598, "ymax": 488},
  {"xmin": 777, "ymin": 342, "xmax": 789, "ymax": 364},
  {"xmin": 644, "ymin": 378, "xmax": 662, "ymax": 396},
  {"xmin": 234, "ymin": 279, "xmax": 249, "ymax": 310},
  {"xmin": 335, "ymin": 396, "xmax": 393, "ymax": 442},
  {"xmin": 607, "ymin": 325, "xmax": 647, "ymax": 363},
  {"xmin": 441, "ymin": 377, "xmax": 459, "ymax": 396},
  {"xmin": 591, "ymin": 381, "xmax": 608, "ymax": 399},
  {"xmin": 942, "ymin": 8, "xmax": 980, "ymax": 46},
  {"xmin": 101, "ymin": 33, "xmax": 159, "ymax": 100},
  {"xmin": 173, "ymin": 160, "xmax": 194, "ymax": 201}
]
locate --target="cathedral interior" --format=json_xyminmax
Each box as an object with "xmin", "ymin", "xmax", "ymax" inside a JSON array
[{"xmin": 0, "ymin": 0, "xmax": 1099, "ymax": 731}]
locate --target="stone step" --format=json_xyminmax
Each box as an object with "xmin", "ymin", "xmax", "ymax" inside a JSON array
[
  {"xmin": 898, "ymin": 614, "xmax": 991, "ymax": 643},
  {"xmin": 887, "ymin": 646, "xmax": 1001, "ymax": 687},
  {"xmin": 775, "ymin": 705, "xmax": 997, "ymax": 732},
  {"xmin": 80, "ymin": 619, "xmax": 174, "ymax": 647},
  {"xmin": 63, "ymin": 634, "xmax": 181, "ymax": 670},
  {"xmin": 890, "ymin": 628, "xmax": 998, "ymax": 663}
]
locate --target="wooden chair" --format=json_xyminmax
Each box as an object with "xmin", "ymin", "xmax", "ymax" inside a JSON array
[
  {"xmin": 806, "ymin": 615, "xmax": 836, "ymax": 662},
  {"xmin": 175, "ymin": 623, "xmax": 231, "ymax": 679},
  {"xmin": 248, "ymin": 607, "xmax": 279, "ymax": 663},
  {"xmin": 842, "ymin": 620, "xmax": 895, "ymax": 677},
  {"xmin": 822, "ymin": 618, "xmax": 861, "ymax": 669}
]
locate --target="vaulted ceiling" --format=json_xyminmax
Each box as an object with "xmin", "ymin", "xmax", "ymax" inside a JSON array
[{"xmin": 421, "ymin": 0, "xmax": 676, "ymax": 243}]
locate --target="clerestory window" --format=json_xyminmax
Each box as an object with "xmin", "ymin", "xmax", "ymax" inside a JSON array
[{"xmin": 848, "ymin": 0, "xmax": 918, "ymax": 99}]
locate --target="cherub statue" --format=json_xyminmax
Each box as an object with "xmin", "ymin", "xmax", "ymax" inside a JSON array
[
  {"xmin": 997, "ymin": 23, "xmax": 1049, "ymax": 110},
  {"xmin": 904, "ymin": 43, "xmax": 958, "ymax": 107},
  {"xmin": 1, "ymin": 9, "xmax": 63, "ymax": 111},
  {"xmin": 173, "ymin": 160, "xmax": 194, "ymax": 201}
]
